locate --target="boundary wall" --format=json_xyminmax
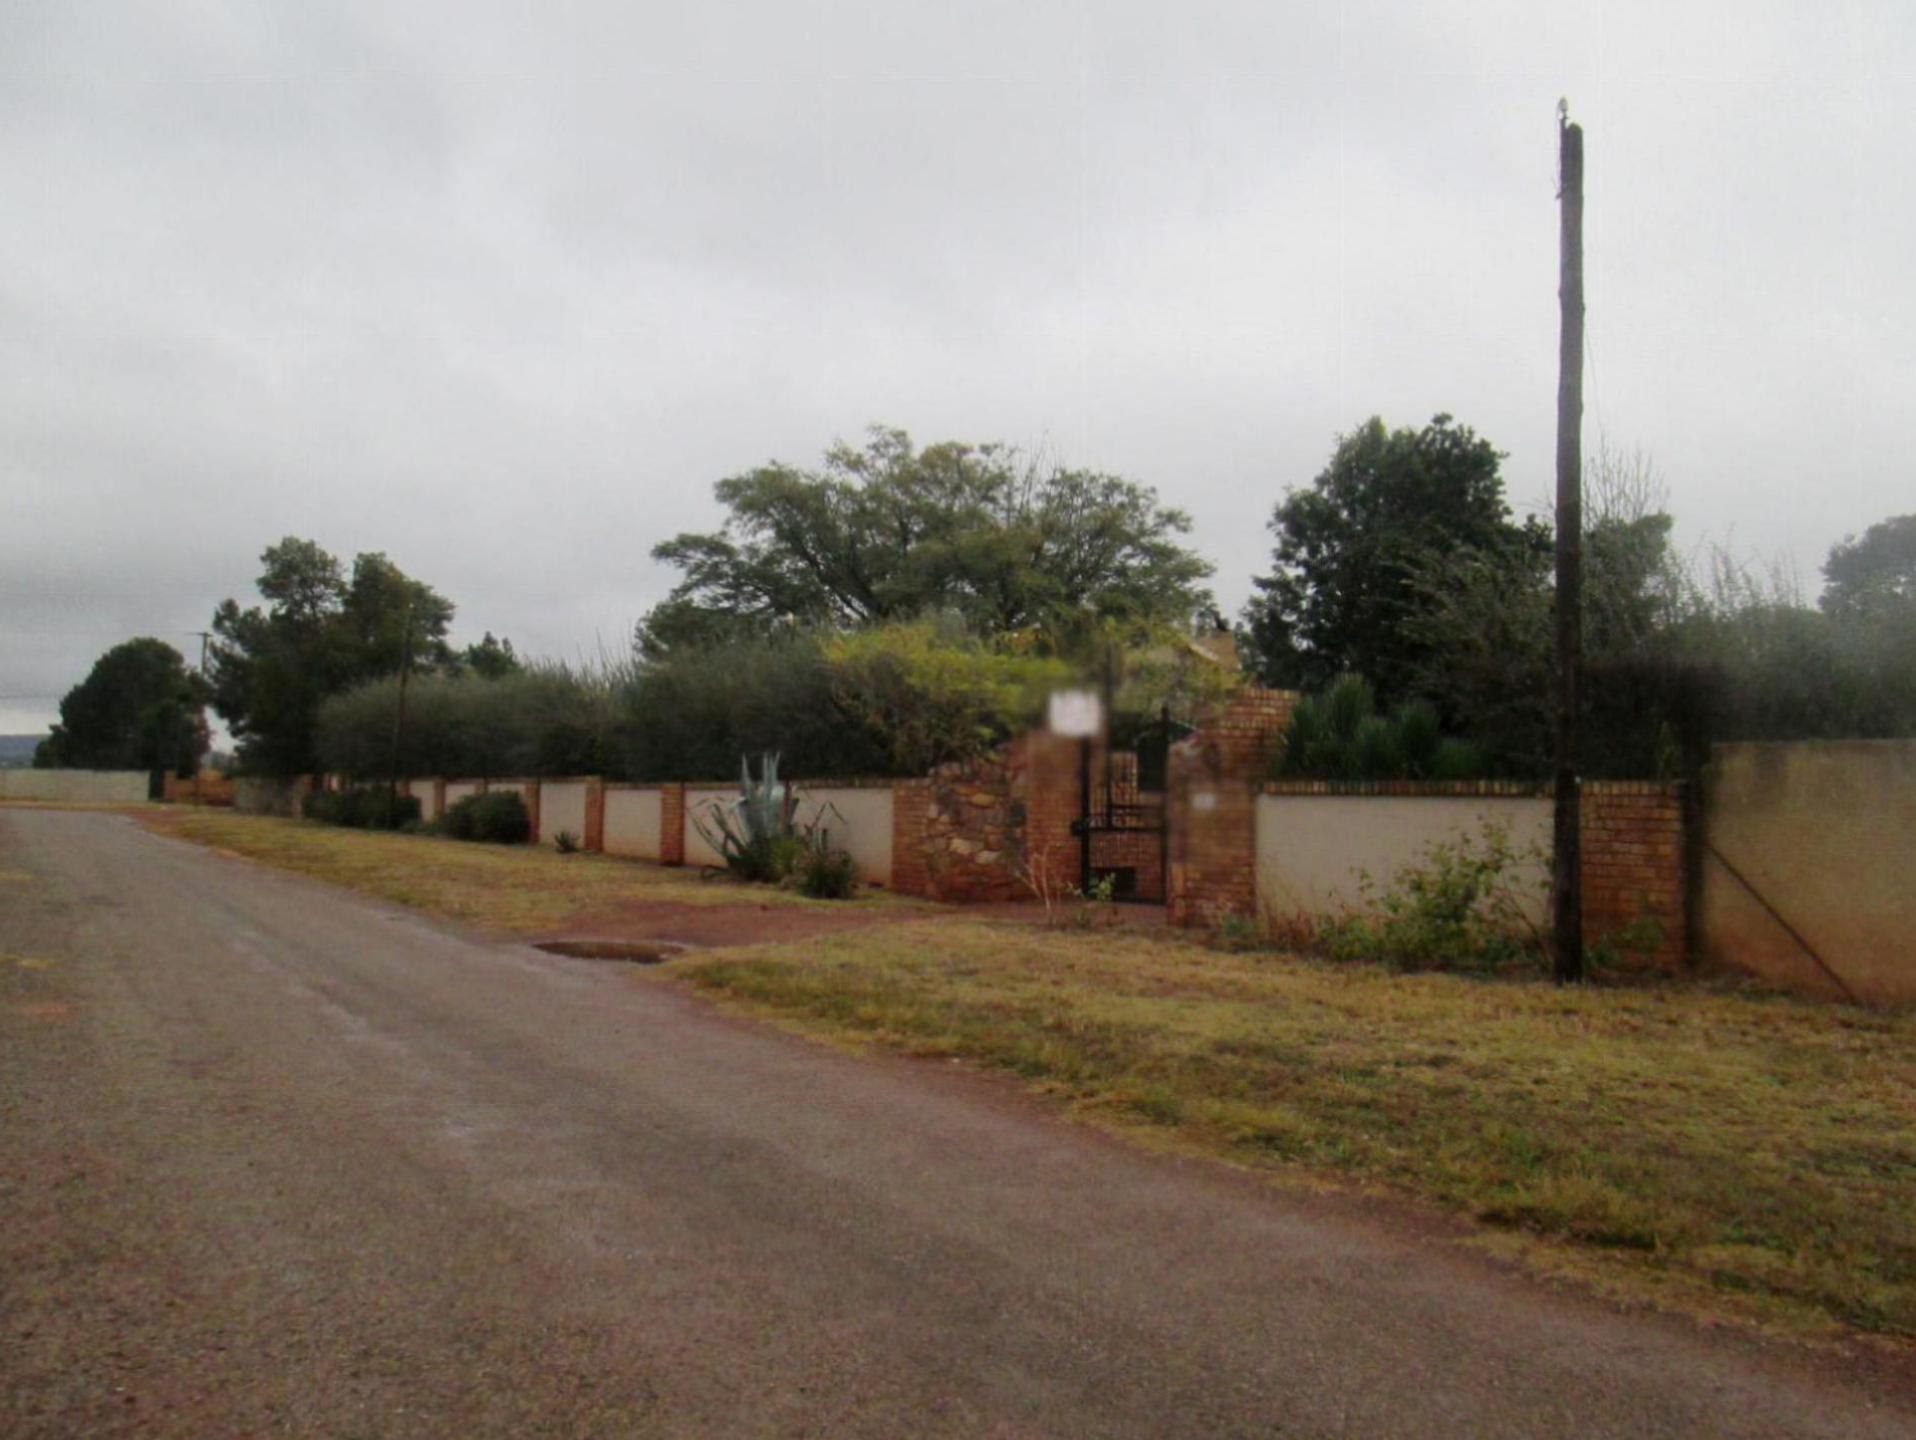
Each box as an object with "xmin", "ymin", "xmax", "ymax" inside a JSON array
[
  {"xmin": 0, "ymin": 770, "xmax": 149, "ymax": 803},
  {"xmin": 1699, "ymin": 741, "xmax": 1916, "ymax": 1005}
]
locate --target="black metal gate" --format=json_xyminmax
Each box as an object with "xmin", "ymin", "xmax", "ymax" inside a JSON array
[{"xmin": 1070, "ymin": 712, "xmax": 1187, "ymax": 904}]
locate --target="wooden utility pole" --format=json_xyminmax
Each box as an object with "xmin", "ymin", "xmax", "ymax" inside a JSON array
[
  {"xmin": 1552, "ymin": 107, "xmax": 1586, "ymax": 984},
  {"xmin": 385, "ymin": 597, "xmax": 416, "ymax": 822}
]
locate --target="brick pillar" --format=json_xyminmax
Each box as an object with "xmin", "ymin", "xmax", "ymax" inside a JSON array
[
  {"xmin": 1167, "ymin": 689, "xmax": 1297, "ymax": 927},
  {"xmin": 659, "ymin": 783, "xmax": 686, "ymax": 866},
  {"xmin": 889, "ymin": 779, "xmax": 930, "ymax": 896},
  {"xmin": 1018, "ymin": 730, "xmax": 1083, "ymax": 898},
  {"xmin": 432, "ymin": 778, "xmax": 447, "ymax": 820},
  {"xmin": 524, "ymin": 780, "xmax": 542, "ymax": 845},
  {"xmin": 1579, "ymin": 781, "xmax": 1687, "ymax": 972},
  {"xmin": 584, "ymin": 777, "xmax": 606, "ymax": 853}
]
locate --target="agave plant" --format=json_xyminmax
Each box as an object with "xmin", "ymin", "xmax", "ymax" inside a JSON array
[{"xmin": 693, "ymin": 752, "xmax": 803, "ymax": 883}]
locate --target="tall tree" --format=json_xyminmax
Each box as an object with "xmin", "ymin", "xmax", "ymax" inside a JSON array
[
  {"xmin": 1241, "ymin": 415, "xmax": 1532, "ymax": 702},
  {"xmin": 208, "ymin": 538, "xmax": 454, "ymax": 775},
  {"xmin": 640, "ymin": 427, "xmax": 1213, "ymax": 656},
  {"xmin": 1404, "ymin": 453, "xmax": 1688, "ymax": 774},
  {"xmin": 35, "ymin": 638, "xmax": 207, "ymax": 775},
  {"xmin": 1821, "ymin": 514, "xmax": 1916, "ymax": 621}
]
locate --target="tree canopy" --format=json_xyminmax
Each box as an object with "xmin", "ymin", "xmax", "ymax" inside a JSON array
[
  {"xmin": 1241, "ymin": 415, "xmax": 1533, "ymax": 702},
  {"xmin": 209, "ymin": 538, "xmax": 456, "ymax": 775},
  {"xmin": 639, "ymin": 427, "xmax": 1214, "ymax": 656},
  {"xmin": 34, "ymin": 637, "xmax": 207, "ymax": 775},
  {"xmin": 1821, "ymin": 513, "xmax": 1916, "ymax": 621}
]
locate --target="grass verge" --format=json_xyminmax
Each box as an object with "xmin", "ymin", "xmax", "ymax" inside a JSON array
[
  {"xmin": 145, "ymin": 809, "xmax": 911, "ymax": 931},
  {"xmin": 677, "ymin": 919, "xmax": 1916, "ymax": 1342}
]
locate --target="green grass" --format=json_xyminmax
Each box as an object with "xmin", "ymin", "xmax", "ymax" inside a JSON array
[
  {"xmin": 148, "ymin": 809, "xmax": 913, "ymax": 931},
  {"xmin": 679, "ymin": 920, "xmax": 1916, "ymax": 1340}
]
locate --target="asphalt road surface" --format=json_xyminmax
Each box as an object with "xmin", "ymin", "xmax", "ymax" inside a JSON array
[{"xmin": 3, "ymin": 809, "xmax": 1910, "ymax": 1438}]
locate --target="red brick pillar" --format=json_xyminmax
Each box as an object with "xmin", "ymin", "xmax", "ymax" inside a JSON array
[
  {"xmin": 659, "ymin": 784, "xmax": 686, "ymax": 866},
  {"xmin": 889, "ymin": 779, "xmax": 930, "ymax": 896},
  {"xmin": 1167, "ymin": 689, "xmax": 1297, "ymax": 927},
  {"xmin": 524, "ymin": 780, "xmax": 542, "ymax": 845},
  {"xmin": 584, "ymin": 777, "xmax": 606, "ymax": 853},
  {"xmin": 1018, "ymin": 730, "xmax": 1084, "ymax": 898},
  {"xmin": 1579, "ymin": 781, "xmax": 1687, "ymax": 972},
  {"xmin": 432, "ymin": 779, "xmax": 447, "ymax": 820}
]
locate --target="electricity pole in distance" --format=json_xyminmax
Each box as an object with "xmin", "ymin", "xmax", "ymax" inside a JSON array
[
  {"xmin": 385, "ymin": 596, "xmax": 416, "ymax": 824},
  {"xmin": 1552, "ymin": 105, "xmax": 1586, "ymax": 985}
]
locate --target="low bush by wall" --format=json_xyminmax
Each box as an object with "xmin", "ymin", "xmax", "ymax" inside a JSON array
[{"xmin": 234, "ymin": 776, "xmax": 311, "ymax": 817}]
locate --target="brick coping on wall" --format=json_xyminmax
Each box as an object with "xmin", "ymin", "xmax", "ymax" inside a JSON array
[{"xmin": 1260, "ymin": 778, "xmax": 1683, "ymax": 798}]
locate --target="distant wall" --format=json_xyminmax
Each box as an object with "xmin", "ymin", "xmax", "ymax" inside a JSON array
[
  {"xmin": 0, "ymin": 770, "xmax": 148, "ymax": 804},
  {"xmin": 1255, "ymin": 790, "xmax": 1553, "ymax": 925},
  {"xmin": 443, "ymin": 780, "xmax": 481, "ymax": 809},
  {"xmin": 540, "ymin": 780, "xmax": 589, "ymax": 845},
  {"xmin": 681, "ymin": 786, "xmax": 738, "ymax": 868},
  {"xmin": 409, "ymin": 780, "xmax": 442, "ymax": 822},
  {"xmin": 800, "ymin": 785, "xmax": 895, "ymax": 887},
  {"xmin": 603, "ymin": 786, "xmax": 663, "ymax": 860},
  {"xmin": 1702, "ymin": 741, "xmax": 1916, "ymax": 1005}
]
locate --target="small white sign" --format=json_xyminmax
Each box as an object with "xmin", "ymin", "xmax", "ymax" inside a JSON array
[
  {"xmin": 1192, "ymin": 790, "xmax": 1218, "ymax": 812},
  {"xmin": 1047, "ymin": 689, "xmax": 1104, "ymax": 738}
]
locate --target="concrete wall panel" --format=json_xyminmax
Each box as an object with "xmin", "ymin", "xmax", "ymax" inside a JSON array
[
  {"xmin": 801, "ymin": 786, "xmax": 895, "ymax": 887},
  {"xmin": 1702, "ymin": 741, "xmax": 1916, "ymax": 1005},
  {"xmin": 602, "ymin": 788, "xmax": 663, "ymax": 860},
  {"xmin": 540, "ymin": 781, "xmax": 588, "ymax": 846},
  {"xmin": 1255, "ymin": 795, "xmax": 1552, "ymax": 926}
]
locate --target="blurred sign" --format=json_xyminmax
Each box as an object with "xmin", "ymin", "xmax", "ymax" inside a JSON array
[{"xmin": 1047, "ymin": 689, "xmax": 1103, "ymax": 738}]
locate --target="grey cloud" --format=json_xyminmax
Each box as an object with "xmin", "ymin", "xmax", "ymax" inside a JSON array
[{"xmin": 5, "ymin": 0, "xmax": 1913, "ymax": 733}]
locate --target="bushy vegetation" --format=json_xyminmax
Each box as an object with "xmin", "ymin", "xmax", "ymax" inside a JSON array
[
  {"xmin": 1315, "ymin": 822, "xmax": 1542, "ymax": 973},
  {"xmin": 305, "ymin": 785, "xmax": 421, "ymax": 830},
  {"xmin": 618, "ymin": 632, "xmax": 892, "ymax": 781},
  {"xmin": 823, "ymin": 622, "xmax": 1074, "ymax": 774},
  {"xmin": 1275, "ymin": 674, "xmax": 1486, "ymax": 781},
  {"xmin": 442, "ymin": 790, "xmax": 531, "ymax": 844},
  {"xmin": 315, "ymin": 614, "xmax": 1241, "ymax": 785},
  {"xmin": 317, "ymin": 660, "xmax": 624, "ymax": 781}
]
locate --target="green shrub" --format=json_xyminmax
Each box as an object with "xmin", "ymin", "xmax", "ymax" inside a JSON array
[
  {"xmin": 1317, "ymin": 821, "xmax": 1543, "ymax": 973},
  {"xmin": 823, "ymin": 621, "xmax": 1075, "ymax": 774},
  {"xmin": 1277, "ymin": 675, "xmax": 1488, "ymax": 781},
  {"xmin": 306, "ymin": 785, "xmax": 420, "ymax": 830},
  {"xmin": 796, "ymin": 841, "xmax": 859, "ymax": 899},
  {"xmin": 620, "ymin": 632, "xmax": 894, "ymax": 782},
  {"xmin": 443, "ymin": 790, "xmax": 531, "ymax": 844},
  {"xmin": 553, "ymin": 828, "xmax": 581, "ymax": 854}
]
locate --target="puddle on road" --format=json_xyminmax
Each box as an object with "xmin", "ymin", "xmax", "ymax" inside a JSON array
[{"xmin": 532, "ymin": 939, "xmax": 681, "ymax": 965}]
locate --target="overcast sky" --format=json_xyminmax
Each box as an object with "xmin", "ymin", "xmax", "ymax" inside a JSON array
[{"xmin": 5, "ymin": 1, "xmax": 1913, "ymax": 735}]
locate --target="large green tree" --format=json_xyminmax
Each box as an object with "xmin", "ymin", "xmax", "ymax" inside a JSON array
[
  {"xmin": 1404, "ymin": 465, "xmax": 1688, "ymax": 774},
  {"xmin": 1821, "ymin": 513, "xmax": 1916, "ymax": 621},
  {"xmin": 209, "ymin": 538, "xmax": 455, "ymax": 775},
  {"xmin": 35, "ymin": 638, "xmax": 207, "ymax": 775},
  {"xmin": 1241, "ymin": 415, "xmax": 1533, "ymax": 702},
  {"xmin": 639, "ymin": 427, "xmax": 1213, "ymax": 656}
]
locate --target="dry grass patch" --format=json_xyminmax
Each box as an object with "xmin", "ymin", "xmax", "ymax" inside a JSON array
[
  {"xmin": 148, "ymin": 810, "xmax": 912, "ymax": 931},
  {"xmin": 679, "ymin": 920, "xmax": 1916, "ymax": 1340}
]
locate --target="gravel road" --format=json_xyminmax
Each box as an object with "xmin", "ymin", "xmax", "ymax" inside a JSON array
[{"xmin": 2, "ymin": 808, "xmax": 1910, "ymax": 1438}]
